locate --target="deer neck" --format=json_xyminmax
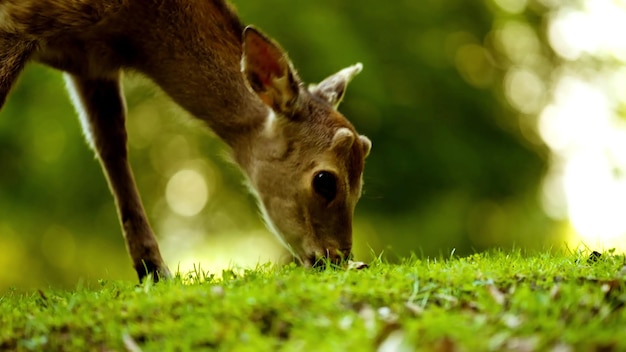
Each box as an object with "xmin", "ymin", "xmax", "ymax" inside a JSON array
[{"xmin": 128, "ymin": 1, "xmax": 268, "ymax": 164}]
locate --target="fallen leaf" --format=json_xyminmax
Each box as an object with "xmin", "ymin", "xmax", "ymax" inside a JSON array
[
  {"xmin": 210, "ymin": 285, "xmax": 225, "ymax": 297},
  {"xmin": 501, "ymin": 313, "xmax": 522, "ymax": 329},
  {"xmin": 551, "ymin": 342, "xmax": 573, "ymax": 352},
  {"xmin": 404, "ymin": 301, "xmax": 424, "ymax": 316},
  {"xmin": 347, "ymin": 260, "xmax": 369, "ymax": 270},
  {"xmin": 487, "ymin": 285, "xmax": 506, "ymax": 306},
  {"xmin": 550, "ymin": 284, "xmax": 561, "ymax": 300},
  {"xmin": 122, "ymin": 333, "xmax": 143, "ymax": 352},
  {"xmin": 376, "ymin": 327, "xmax": 409, "ymax": 352},
  {"xmin": 506, "ymin": 336, "xmax": 539, "ymax": 352},
  {"xmin": 378, "ymin": 306, "xmax": 399, "ymax": 323},
  {"xmin": 358, "ymin": 304, "xmax": 376, "ymax": 333},
  {"xmin": 433, "ymin": 293, "xmax": 459, "ymax": 306}
]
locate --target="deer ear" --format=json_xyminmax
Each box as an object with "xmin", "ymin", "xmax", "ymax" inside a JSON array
[
  {"xmin": 309, "ymin": 63, "xmax": 362, "ymax": 109},
  {"xmin": 242, "ymin": 26, "xmax": 301, "ymax": 114}
]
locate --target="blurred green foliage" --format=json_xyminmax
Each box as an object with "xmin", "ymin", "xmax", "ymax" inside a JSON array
[{"xmin": 0, "ymin": 0, "xmax": 563, "ymax": 288}]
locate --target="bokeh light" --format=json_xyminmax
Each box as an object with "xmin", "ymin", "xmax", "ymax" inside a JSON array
[
  {"xmin": 516, "ymin": 0, "xmax": 626, "ymax": 250},
  {"xmin": 166, "ymin": 169, "xmax": 209, "ymax": 217},
  {"xmin": 163, "ymin": 230, "xmax": 284, "ymax": 278},
  {"xmin": 548, "ymin": 1, "xmax": 626, "ymax": 61},
  {"xmin": 493, "ymin": 0, "xmax": 527, "ymax": 14}
]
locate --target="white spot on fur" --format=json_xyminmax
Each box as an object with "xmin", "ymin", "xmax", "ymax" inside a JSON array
[
  {"xmin": 245, "ymin": 180, "xmax": 297, "ymax": 257},
  {"xmin": 240, "ymin": 56, "xmax": 247, "ymax": 76},
  {"xmin": 64, "ymin": 74, "xmax": 96, "ymax": 150},
  {"xmin": 264, "ymin": 109, "xmax": 277, "ymax": 135}
]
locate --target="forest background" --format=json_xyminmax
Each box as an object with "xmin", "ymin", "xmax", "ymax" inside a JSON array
[{"xmin": 1, "ymin": 0, "xmax": 625, "ymax": 287}]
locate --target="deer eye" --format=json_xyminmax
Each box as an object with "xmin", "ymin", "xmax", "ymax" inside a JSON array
[{"xmin": 313, "ymin": 171, "xmax": 337, "ymax": 202}]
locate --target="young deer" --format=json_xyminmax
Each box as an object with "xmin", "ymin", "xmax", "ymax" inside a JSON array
[{"xmin": 0, "ymin": 0, "xmax": 371, "ymax": 281}]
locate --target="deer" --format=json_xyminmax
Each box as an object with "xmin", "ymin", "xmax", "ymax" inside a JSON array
[{"xmin": 0, "ymin": 0, "xmax": 371, "ymax": 282}]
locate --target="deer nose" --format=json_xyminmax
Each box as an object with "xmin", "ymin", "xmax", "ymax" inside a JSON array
[
  {"xmin": 337, "ymin": 247, "xmax": 353, "ymax": 261},
  {"xmin": 310, "ymin": 247, "xmax": 352, "ymax": 269}
]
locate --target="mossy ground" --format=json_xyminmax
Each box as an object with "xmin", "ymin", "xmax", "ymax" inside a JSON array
[{"xmin": 2, "ymin": 250, "xmax": 625, "ymax": 351}]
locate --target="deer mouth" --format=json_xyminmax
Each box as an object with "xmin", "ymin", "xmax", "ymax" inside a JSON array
[{"xmin": 301, "ymin": 248, "xmax": 353, "ymax": 269}]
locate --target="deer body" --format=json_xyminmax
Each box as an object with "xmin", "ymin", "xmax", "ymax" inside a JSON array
[{"xmin": 0, "ymin": 0, "xmax": 371, "ymax": 280}]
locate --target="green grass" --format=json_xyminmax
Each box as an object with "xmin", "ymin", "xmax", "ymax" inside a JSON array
[{"xmin": 2, "ymin": 250, "xmax": 626, "ymax": 351}]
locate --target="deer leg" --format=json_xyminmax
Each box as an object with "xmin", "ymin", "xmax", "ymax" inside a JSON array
[
  {"xmin": 0, "ymin": 36, "xmax": 35, "ymax": 108},
  {"xmin": 65, "ymin": 73, "xmax": 171, "ymax": 282}
]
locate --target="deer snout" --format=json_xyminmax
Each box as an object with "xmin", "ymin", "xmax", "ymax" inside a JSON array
[{"xmin": 306, "ymin": 247, "xmax": 352, "ymax": 269}]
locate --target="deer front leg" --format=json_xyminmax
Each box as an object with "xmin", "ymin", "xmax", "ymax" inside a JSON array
[{"xmin": 65, "ymin": 73, "xmax": 171, "ymax": 282}]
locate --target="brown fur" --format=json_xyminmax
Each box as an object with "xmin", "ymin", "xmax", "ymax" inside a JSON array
[{"xmin": 0, "ymin": 0, "xmax": 370, "ymax": 280}]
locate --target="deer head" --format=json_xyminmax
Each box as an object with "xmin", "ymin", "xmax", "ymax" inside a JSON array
[{"xmin": 241, "ymin": 27, "xmax": 371, "ymax": 267}]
